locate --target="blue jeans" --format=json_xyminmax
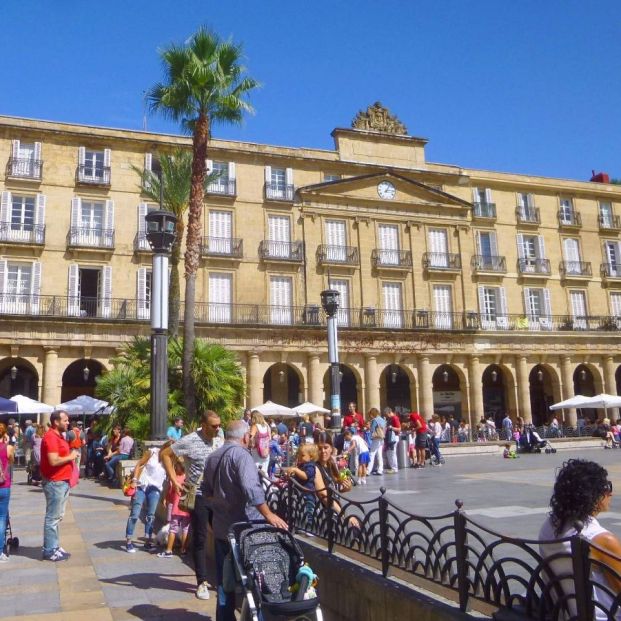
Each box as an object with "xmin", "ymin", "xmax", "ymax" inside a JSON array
[
  {"xmin": 215, "ymin": 538, "xmax": 237, "ymax": 621},
  {"xmin": 42, "ymin": 479, "xmax": 70, "ymax": 556},
  {"xmin": 105, "ymin": 453, "xmax": 129, "ymax": 484},
  {"xmin": 0, "ymin": 487, "xmax": 10, "ymax": 552},
  {"xmin": 430, "ymin": 437, "xmax": 442, "ymax": 461},
  {"xmin": 125, "ymin": 485, "xmax": 160, "ymax": 539}
]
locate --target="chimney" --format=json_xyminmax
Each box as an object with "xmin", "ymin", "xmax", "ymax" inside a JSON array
[{"xmin": 590, "ymin": 171, "xmax": 610, "ymax": 183}]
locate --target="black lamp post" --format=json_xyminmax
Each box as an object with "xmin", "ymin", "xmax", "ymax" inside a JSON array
[
  {"xmin": 145, "ymin": 209, "xmax": 177, "ymax": 440},
  {"xmin": 321, "ymin": 288, "xmax": 341, "ymax": 430}
]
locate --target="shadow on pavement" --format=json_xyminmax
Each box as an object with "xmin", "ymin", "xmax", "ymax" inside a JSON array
[
  {"xmin": 9, "ymin": 545, "xmax": 43, "ymax": 561},
  {"xmin": 125, "ymin": 604, "xmax": 212, "ymax": 620},
  {"xmin": 68, "ymin": 490, "xmax": 129, "ymax": 506},
  {"xmin": 101, "ymin": 572, "xmax": 197, "ymax": 594}
]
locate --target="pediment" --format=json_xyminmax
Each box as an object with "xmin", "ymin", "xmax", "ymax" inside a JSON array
[{"xmin": 298, "ymin": 171, "xmax": 470, "ymax": 209}]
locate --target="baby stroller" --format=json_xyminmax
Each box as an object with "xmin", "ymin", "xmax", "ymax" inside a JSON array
[
  {"xmin": 425, "ymin": 434, "xmax": 445, "ymax": 466},
  {"xmin": 519, "ymin": 428, "xmax": 557, "ymax": 454},
  {"xmin": 228, "ymin": 522, "xmax": 323, "ymax": 621},
  {"xmin": 4, "ymin": 515, "xmax": 19, "ymax": 557}
]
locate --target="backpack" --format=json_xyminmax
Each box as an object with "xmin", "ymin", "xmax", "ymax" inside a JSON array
[
  {"xmin": 69, "ymin": 428, "xmax": 83, "ymax": 449},
  {"xmin": 256, "ymin": 426, "xmax": 270, "ymax": 459},
  {"xmin": 372, "ymin": 420, "xmax": 385, "ymax": 440}
]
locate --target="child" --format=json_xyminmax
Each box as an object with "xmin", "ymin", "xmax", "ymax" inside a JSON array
[
  {"xmin": 158, "ymin": 458, "xmax": 190, "ymax": 558},
  {"xmin": 268, "ymin": 431, "xmax": 284, "ymax": 477},
  {"xmin": 344, "ymin": 429, "xmax": 370, "ymax": 485},
  {"xmin": 284, "ymin": 444, "xmax": 319, "ymax": 531},
  {"xmin": 503, "ymin": 443, "xmax": 519, "ymax": 459}
]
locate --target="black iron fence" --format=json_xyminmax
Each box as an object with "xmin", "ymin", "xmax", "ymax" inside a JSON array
[
  {"xmin": 76, "ymin": 165, "xmax": 111, "ymax": 185},
  {"xmin": 67, "ymin": 227, "xmax": 115, "ymax": 249},
  {"xmin": 7, "ymin": 157, "xmax": 43, "ymax": 180},
  {"xmin": 0, "ymin": 223, "xmax": 45, "ymax": 245},
  {"xmin": 266, "ymin": 478, "xmax": 621, "ymax": 619}
]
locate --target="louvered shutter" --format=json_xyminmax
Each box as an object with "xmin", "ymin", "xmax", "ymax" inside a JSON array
[
  {"xmin": 285, "ymin": 167, "xmax": 293, "ymax": 189},
  {"xmin": 103, "ymin": 148, "xmax": 111, "ymax": 170},
  {"xmin": 485, "ymin": 188, "xmax": 493, "ymax": 204},
  {"xmin": 71, "ymin": 197, "xmax": 81, "ymax": 245},
  {"xmin": 516, "ymin": 234, "xmax": 525, "ymax": 258},
  {"xmin": 104, "ymin": 200, "xmax": 114, "ymax": 247},
  {"xmin": 498, "ymin": 287, "xmax": 508, "ymax": 327},
  {"xmin": 379, "ymin": 224, "xmax": 399, "ymax": 265},
  {"xmin": 270, "ymin": 276, "xmax": 292, "ymax": 325},
  {"xmin": 137, "ymin": 268, "xmax": 148, "ymax": 320},
  {"xmin": 206, "ymin": 159, "xmax": 214, "ymax": 173},
  {"xmin": 611, "ymin": 293, "xmax": 621, "ymax": 318},
  {"xmin": 537, "ymin": 235, "xmax": 546, "ymax": 259},
  {"xmin": 0, "ymin": 191, "xmax": 11, "ymax": 226},
  {"xmin": 209, "ymin": 211, "xmax": 232, "ymax": 253},
  {"xmin": 100, "ymin": 266, "xmax": 112, "ymax": 318},
  {"xmin": 327, "ymin": 220, "xmax": 346, "ymax": 262},
  {"xmin": 331, "ymin": 278, "xmax": 349, "ymax": 326},
  {"xmin": 433, "ymin": 285, "xmax": 452, "ymax": 329},
  {"xmin": 30, "ymin": 262, "xmax": 41, "ymax": 314},
  {"xmin": 137, "ymin": 203, "xmax": 148, "ymax": 250},
  {"xmin": 489, "ymin": 231, "xmax": 498, "ymax": 256},
  {"xmin": 11, "ymin": 140, "xmax": 20, "ymax": 160},
  {"xmin": 478, "ymin": 286, "xmax": 492, "ymax": 329},
  {"xmin": 269, "ymin": 216, "xmax": 290, "ymax": 257},
  {"xmin": 144, "ymin": 152, "xmax": 152, "ymax": 172},
  {"xmin": 78, "ymin": 146, "xmax": 86, "ymax": 177},
  {"xmin": 33, "ymin": 142, "xmax": 42, "ymax": 177},
  {"xmin": 68, "ymin": 264, "xmax": 80, "ymax": 316},
  {"xmin": 523, "ymin": 288, "xmax": 532, "ymax": 317},
  {"xmin": 264, "ymin": 165, "xmax": 272, "ymax": 189},
  {"xmin": 472, "ymin": 188, "xmax": 480, "ymax": 203},
  {"xmin": 228, "ymin": 162, "xmax": 236, "ymax": 180},
  {"xmin": 382, "ymin": 282, "xmax": 403, "ymax": 328},
  {"xmin": 35, "ymin": 194, "xmax": 46, "ymax": 244},
  {"xmin": 0, "ymin": 260, "xmax": 6, "ymax": 313},
  {"xmin": 429, "ymin": 229, "xmax": 448, "ymax": 267},
  {"xmin": 543, "ymin": 288, "xmax": 551, "ymax": 317},
  {"xmin": 208, "ymin": 273, "xmax": 232, "ymax": 323},
  {"xmin": 475, "ymin": 231, "xmax": 482, "ymax": 255}
]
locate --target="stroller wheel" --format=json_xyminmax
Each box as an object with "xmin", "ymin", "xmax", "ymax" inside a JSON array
[
  {"xmin": 552, "ymin": 448, "xmax": 557, "ymax": 454},
  {"xmin": 8, "ymin": 537, "xmax": 19, "ymax": 551},
  {"xmin": 545, "ymin": 448, "xmax": 551, "ymax": 454}
]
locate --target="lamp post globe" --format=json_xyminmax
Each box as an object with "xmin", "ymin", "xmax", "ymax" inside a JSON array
[{"xmin": 321, "ymin": 288, "xmax": 341, "ymax": 430}]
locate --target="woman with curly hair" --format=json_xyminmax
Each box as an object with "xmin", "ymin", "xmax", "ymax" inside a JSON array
[{"xmin": 539, "ymin": 459, "xmax": 621, "ymax": 619}]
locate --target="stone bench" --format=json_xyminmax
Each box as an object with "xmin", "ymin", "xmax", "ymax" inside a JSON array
[{"xmin": 115, "ymin": 459, "xmax": 139, "ymax": 483}]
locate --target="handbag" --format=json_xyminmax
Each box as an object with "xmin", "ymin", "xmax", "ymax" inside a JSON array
[
  {"xmin": 122, "ymin": 474, "xmax": 136, "ymax": 497},
  {"xmin": 69, "ymin": 459, "xmax": 80, "ymax": 488},
  {"xmin": 179, "ymin": 475, "xmax": 201, "ymax": 512}
]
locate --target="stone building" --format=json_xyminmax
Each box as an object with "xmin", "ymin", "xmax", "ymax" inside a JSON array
[{"xmin": 1, "ymin": 103, "xmax": 620, "ymax": 427}]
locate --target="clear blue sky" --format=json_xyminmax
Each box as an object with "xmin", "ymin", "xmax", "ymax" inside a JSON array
[{"xmin": 1, "ymin": 1, "xmax": 620, "ymax": 181}]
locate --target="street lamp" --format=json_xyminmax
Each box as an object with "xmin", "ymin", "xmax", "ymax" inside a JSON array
[
  {"xmin": 145, "ymin": 209, "xmax": 177, "ymax": 441},
  {"xmin": 321, "ymin": 288, "xmax": 341, "ymax": 430}
]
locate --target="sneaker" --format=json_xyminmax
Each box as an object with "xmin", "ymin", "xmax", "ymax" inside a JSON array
[
  {"xmin": 58, "ymin": 547, "xmax": 70, "ymax": 557},
  {"xmin": 44, "ymin": 549, "xmax": 68, "ymax": 562},
  {"xmin": 362, "ymin": 478, "xmax": 367, "ymax": 485},
  {"xmin": 196, "ymin": 581, "xmax": 211, "ymax": 600},
  {"xmin": 157, "ymin": 551, "xmax": 173, "ymax": 558},
  {"xmin": 385, "ymin": 469, "xmax": 397, "ymax": 474},
  {"xmin": 144, "ymin": 540, "xmax": 154, "ymax": 550},
  {"xmin": 0, "ymin": 553, "xmax": 8, "ymax": 562},
  {"xmin": 372, "ymin": 471, "xmax": 382, "ymax": 476},
  {"xmin": 125, "ymin": 542, "xmax": 137, "ymax": 554}
]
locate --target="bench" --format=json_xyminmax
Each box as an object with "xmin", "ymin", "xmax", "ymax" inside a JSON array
[{"xmin": 115, "ymin": 459, "xmax": 139, "ymax": 483}]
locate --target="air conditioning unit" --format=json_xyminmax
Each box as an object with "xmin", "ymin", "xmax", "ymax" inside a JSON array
[
  {"xmin": 415, "ymin": 309, "xmax": 429, "ymax": 328},
  {"xmin": 303, "ymin": 304, "xmax": 320, "ymax": 325},
  {"xmin": 362, "ymin": 307, "xmax": 376, "ymax": 327}
]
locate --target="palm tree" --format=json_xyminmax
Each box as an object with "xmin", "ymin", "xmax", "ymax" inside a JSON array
[
  {"xmin": 147, "ymin": 26, "xmax": 258, "ymax": 417},
  {"xmin": 134, "ymin": 149, "xmax": 216, "ymax": 337}
]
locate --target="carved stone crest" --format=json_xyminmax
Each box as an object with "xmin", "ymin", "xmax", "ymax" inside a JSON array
[{"xmin": 351, "ymin": 102, "xmax": 408, "ymax": 135}]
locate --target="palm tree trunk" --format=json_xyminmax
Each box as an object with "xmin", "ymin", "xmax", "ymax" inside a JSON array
[
  {"xmin": 168, "ymin": 218, "xmax": 184, "ymax": 337},
  {"xmin": 182, "ymin": 112, "xmax": 209, "ymax": 419}
]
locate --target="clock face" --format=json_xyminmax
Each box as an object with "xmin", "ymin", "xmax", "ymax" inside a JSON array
[{"xmin": 378, "ymin": 181, "xmax": 396, "ymax": 200}]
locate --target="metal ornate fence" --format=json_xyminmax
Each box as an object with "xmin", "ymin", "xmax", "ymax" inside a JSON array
[{"xmin": 265, "ymin": 478, "xmax": 621, "ymax": 620}]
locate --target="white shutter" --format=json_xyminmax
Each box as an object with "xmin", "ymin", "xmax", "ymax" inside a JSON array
[
  {"xmin": 269, "ymin": 215, "xmax": 290, "ymax": 258},
  {"xmin": 209, "ymin": 211, "xmax": 232, "ymax": 253},
  {"xmin": 526, "ymin": 193, "xmax": 534, "ymax": 207},
  {"xmin": 70, "ymin": 197, "xmax": 81, "ymax": 245},
  {"xmin": 543, "ymin": 288, "xmax": 551, "ymax": 317},
  {"xmin": 137, "ymin": 267, "xmax": 148, "ymax": 320},
  {"xmin": 78, "ymin": 146, "xmax": 86, "ymax": 167},
  {"xmin": 285, "ymin": 167, "xmax": 293, "ymax": 187},
  {"xmin": 379, "ymin": 224, "xmax": 399, "ymax": 265},
  {"xmin": 11, "ymin": 140, "xmax": 20, "ymax": 160},
  {"xmin": 433, "ymin": 285, "xmax": 452, "ymax": 328},
  {"xmin": 475, "ymin": 231, "xmax": 482, "ymax": 254},
  {"xmin": 478, "ymin": 286, "xmax": 486, "ymax": 315},
  {"xmin": 100, "ymin": 266, "xmax": 112, "ymax": 318},
  {"xmin": 103, "ymin": 148, "xmax": 111, "ymax": 168},
  {"xmin": 208, "ymin": 273, "xmax": 232, "ymax": 323},
  {"xmin": 523, "ymin": 288, "xmax": 532, "ymax": 316},
  {"xmin": 68, "ymin": 264, "xmax": 80, "ymax": 316},
  {"xmin": 144, "ymin": 152, "xmax": 152, "ymax": 172},
  {"xmin": 472, "ymin": 188, "xmax": 480, "ymax": 203},
  {"xmin": 35, "ymin": 194, "xmax": 46, "ymax": 244},
  {"xmin": 30, "ymin": 262, "xmax": 41, "ymax": 314},
  {"xmin": 33, "ymin": 141, "xmax": 41, "ymax": 165},
  {"xmin": 270, "ymin": 276, "xmax": 292, "ymax": 325},
  {"xmin": 104, "ymin": 199, "xmax": 114, "ymax": 230},
  {"xmin": 611, "ymin": 293, "xmax": 621, "ymax": 318},
  {"xmin": 382, "ymin": 282, "xmax": 403, "ymax": 328},
  {"xmin": 0, "ymin": 191, "xmax": 11, "ymax": 225},
  {"xmin": 516, "ymin": 234, "xmax": 525, "ymax": 258},
  {"xmin": 537, "ymin": 235, "xmax": 546, "ymax": 259},
  {"xmin": 206, "ymin": 159, "xmax": 214, "ymax": 173},
  {"xmin": 326, "ymin": 220, "xmax": 346, "ymax": 262},
  {"xmin": 478, "ymin": 286, "xmax": 492, "ymax": 329},
  {"xmin": 485, "ymin": 188, "xmax": 493, "ymax": 204},
  {"xmin": 429, "ymin": 229, "xmax": 448, "ymax": 267},
  {"xmin": 331, "ymin": 278, "xmax": 350, "ymax": 326},
  {"xmin": 264, "ymin": 165, "xmax": 272, "ymax": 185},
  {"xmin": 0, "ymin": 260, "xmax": 6, "ymax": 313},
  {"xmin": 489, "ymin": 231, "xmax": 498, "ymax": 256},
  {"xmin": 498, "ymin": 287, "xmax": 507, "ymax": 317},
  {"xmin": 228, "ymin": 162, "xmax": 236, "ymax": 180},
  {"xmin": 137, "ymin": 203, "xmax": 148, "ymax": 250}
]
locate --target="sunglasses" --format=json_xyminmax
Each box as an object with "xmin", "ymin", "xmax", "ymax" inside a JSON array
[{"xmin": 605, "ymin": 481, "xmax": 614, "ymax": 495}]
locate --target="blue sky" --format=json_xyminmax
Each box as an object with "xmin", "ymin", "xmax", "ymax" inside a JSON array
[{"xmin": 1, "ymin": 1, "xmax": 620, "ymax": 181}]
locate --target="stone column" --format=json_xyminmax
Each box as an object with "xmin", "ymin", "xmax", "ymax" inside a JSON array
[
  {"xmin": 365, "ymin": 354, "xmax": 380, "ymax": 412},
  {"xmin": 468, "ymin": 355, "xmax": 483, "ymax": 431},
  {"xmin": 604, "ymin": 356, "xmax": 618, "ymax": 420},
  {"xmin": 247, "ymin": 352, "xmax": 262, "ymax": 408},
  {"xmin": 516, "ymin": 355, "xmax": 532, "ymax": 424},
  {"xmin": 42, "ymin": 348, "xmax": 59, "ymax": 425},
  {"xmin": 417, "ymin": 355, "xmax": 434, "ymax": 417},
  {"xmin": 308, "ymin": 354, "xmax": 323, "ymax": 406},
  {"xmin": 560, "ymin": 355, "xmax": 576, "ymax": 426}
]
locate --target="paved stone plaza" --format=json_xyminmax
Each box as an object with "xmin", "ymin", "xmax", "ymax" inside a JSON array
[{"xmin": 1, "ymin": 446, "xmax": 618, "ymax": 619}]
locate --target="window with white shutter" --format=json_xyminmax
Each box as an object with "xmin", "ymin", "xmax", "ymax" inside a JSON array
[
  {"xmin": 268, "ymin": 215, "xmax": 291, "ymax": 258},
  {"xmin": 79, "ymin": 201, "xmax": 105, "ymax": 247},
  {"xmin": 559, "ymin": 198, "xmax": 574, "ymax": 224},
  {"xmin": 136, "ymin": 203, "xmax": 157, "ymax": 250},
  {"xmin": 0, "ymin": 260, "xmax": 6, "ymax": 313},
  {"xmin": 10, "ymin": 141, "xmax": 41, "ymax": 178},
  {"xmin": 382, "ymin": 282, "xmax": 403, "ymax": 328},
  {"xmin": 99, "ymin": 266, "xmax": 112, "ymax": 318},
  {"xmin": 570, "ymin": 290, "xmax": 587, "ymax": 329},
  {"xmin": 478, "ymin": 286, "xmax": 497, "ymax": 328},
  {"xmin": 428, "ymin": 229, "xmax": 448, "ymax": 267},
  {"xmin": 605, "ymin": 241, "xmax": 621, "ymax": 276},
  {"xmin": 270, "ymin": 276, "xmax": 293, "ymax": 325},
  {"xmin": 208, "ymin": 161, "xmax": 232, "ymax": 195},
  {"xmin": 563, "ymin": 238, "xmax": 581, "ymax": 274},
  {"xmin": 79, "ymin": 148, "xmax": 110, "ymax": 184},
  {"xmin": 209, "ymin": 211, "xmax": 233, "ymax": 254},
  {"xmin": 330, "ymin": 278, "xmax": 350, "ymax": 327},
  {"xmin": 5, "ymin": 262, "xmax": 32, "ymax": 314},
  {"xmin": 68, "ymin": 264, "xmax": 80, "ymax": 316},
  {"xmin": 137, "ymin": 268, "xmax": 152, "ymax": 320},
  {"xmin": 326, "ymin": 220, "xmax": 347, "ymax": 262},
  {"xmin": 433, "ymin": 285, "xmax": 452, "ymax": 329},
  {"xmin": 599, "ymin": 202, "xmax": 614, "ymax": 228},
  {"xmin": 8, "ymin": 195, "xmax": 35, "ymax": 242},
  {"xmin": 610, "ymin": 293, "xmax": 621, "ymax": 318},
  {"xmin": 208, "ymin": 273, "xmax": 232, "ymax": 323},
  {"xmin": 378, "ymin": 224, "xmax": 399, "ymax": 265}
]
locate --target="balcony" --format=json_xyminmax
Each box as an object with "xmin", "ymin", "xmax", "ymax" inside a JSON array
[
  {"xmin": 516, "ymin": 206, "xmax": 540, "ymax": 225},
  {"xmin": 599, "ymin": 215, "xmax": 621, "ymax": 232},
  {"xmin": 6, "ymin": 157, "xmax": 42, "ymax": 181},
  {"xmin": 423, "ymin": 252, "xmax": 461, "ymax": 271},
  {"xmin": 316, "ymin": 245, "xmax": 359, "ymax": 267},
  {"xmin": 206, "ymin": 179, "xmax": 236, "ymax": 197},
  {"xmin": 517, "ymin": 258, "xmax": 551, "ymax": 276},
  {"xmin": 258, "ymin": 240, "xmax": 304, "ymax": 262},
  {"xmin": 371, "ymin": 249, "xmax": 412, "ymax": 269},
  {"xmin": 557, "ymin": 211, "xmax": 582, "ymax": 229},
  {"xmin": 0, "ymin": 223, "xmax": 45, "ymax": 245},
  {"xmin": 67, "ymin": 227, "xmax": 114, "ymax": 249},
  {"xmin": 265, "ymin": 182, "xmax": 294, "ymax": 202},
  {"xmin": 559, "ymin": 261, "xmax": 592, "ymax": 278},
  {"xmin": 601, "ymin": 262, "xmax": 621, "ymax": 281},
  {"xmin": 134, "ymin": 233, "xmax": 150, "ymax": 252},
  {"xmin": 201, "ymin": 236, "xmax": 243, "ymax": 258},
  {"xmin": 76, "ymin": 165, "xmax": 111, "ymax": 186},
  {"xmin": 472, "ymin": 202, "xmax": 497, "ymax": 219},
  {"xmin": 471, "ymin": 255, "xmax": 506, "ymax": 274}
]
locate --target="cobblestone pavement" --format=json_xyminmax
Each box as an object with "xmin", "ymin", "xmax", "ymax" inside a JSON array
[{"xmin": 1, "ymin": 471, "xmax": 216, "ymax": 620}]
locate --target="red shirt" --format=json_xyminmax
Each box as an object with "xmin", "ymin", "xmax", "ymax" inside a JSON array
[
  {"xmin": 409, "ymin": 412, "xmax": 427, "ymax": 435},
  {"xmin": 388, "ymin": 414, "xmax": 401, "ymax": 431},
  {"xmin": 343, "ymin": 412, "xmax": 364, "ymax": 429},
  {"xmin": 41, "ymin": 429, "xmax": 72, "ymax": 481}
]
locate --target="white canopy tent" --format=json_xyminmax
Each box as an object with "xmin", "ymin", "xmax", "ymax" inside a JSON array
[
  {"xmin": 10, "ymin": 394, "xmax": 55, "ymax": 414},
  {"xmin": 57, "ymin": 395, "xmax": 109, "ymax": 416},
  {"xmin": 550, "ymin": 393, "xmax": 621, "ymax": 421},
  {"xmin": 250, "ymin": 401, "xmax": 297, "ymax": 418},
  {"xmin": 292, "ymin": 402, "xmax": 330, "ymax": 415}
]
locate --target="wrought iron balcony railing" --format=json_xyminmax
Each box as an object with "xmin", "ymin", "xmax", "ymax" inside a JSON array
[
  {"xmin": 7, "ymin": 157, "xmax": 43, "ymax": 180},
  {"xmin": 201, "ymin": 236, "xmax": 243, "ymax": 258},
  {"xmin": 371, "ymin": 249, "xmax": 412, "ymax": 268},
  {"xmin": 559, "ymin": 261, "xmax": 592, "ymax": 277},
  {"xmin": 472, "ymin": 202, "xmax": 497, "ymax": 219},
  {"xmin": 599, "ymin": 214, "xmax": 621, "ymax": 231},
  {"xmin": 601, "ymin": 262, "xmax": 621, "ymax": 278},
  {"xmin": 0, "ymin": 223, "xmax": 45, "ymax": 245},
  {"xmin": 134, "ymin": 233, "xmax": 150, "ymax": 252},
  {"xmin": 516, "ymin": 206, "xmax": 540, "ymax": 225},
  {"xmin": 557, "ymin": 210, "xmax": 582, "ymax": 228},
  {"xmin": 423, "ymin": 252, "xmax": 461, "ymax": 270},
  {"xmin": 316, "ymin": 244, "xmax": 360, "ymax": 266},
  {"xmin": 258, "ymin": 240, "xmax": 304, "ymax": 262},
  {"xmin": 67, "ymin": 227, "xmax": 114, "ymax": 249},
  {"xmin": 517, "ymin": 258, "xmax": 551, "ymax": 275},
  {"xmin": 76, "ymin": 165, "xmax": 111, "ymax": 185},
  {"xmin": 206, "ymin": 179, "xmax": 236, "ymax": 197},
  {"xmin": 264, "ymin": 182, "xmax": 294, "ymax": 202},
  {"xmin": 471, "ymin": 255, "xmax": 506, "ymax": 273}
]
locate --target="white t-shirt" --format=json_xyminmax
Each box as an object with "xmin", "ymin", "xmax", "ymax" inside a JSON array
[{"xmin": 350, "ymin": 434, "xmax": 369, "ymax": 455}]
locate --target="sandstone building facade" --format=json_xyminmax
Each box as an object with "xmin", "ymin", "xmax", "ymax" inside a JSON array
[{"xmin": 1, "ymin": 104, "xmax": 620, "ymax": 427}]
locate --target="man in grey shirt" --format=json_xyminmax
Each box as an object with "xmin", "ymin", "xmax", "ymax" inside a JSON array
[{"xmin": 202, "ymin": 420, "xmax": 287, "ymax": 621}]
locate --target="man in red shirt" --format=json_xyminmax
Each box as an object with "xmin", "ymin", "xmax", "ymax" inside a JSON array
[
  {"xmin": 384, "ymin": 407, "xmax": 402, "ymax": 473},
  {"xmin": 342, "ymin": 402, "xmax": 364, "ymax": 431},
  {"xmin": 409, "ymin": 411, "xmax": 428, "ymax": 468},
  {"xmin": 41, "ymin": 410, "xmax": 79, "ymax": 561}
]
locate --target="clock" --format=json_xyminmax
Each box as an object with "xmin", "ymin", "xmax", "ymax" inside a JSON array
[{"xmin": 377, "ymin": 181, "xmax": 396, "ymax": 200}]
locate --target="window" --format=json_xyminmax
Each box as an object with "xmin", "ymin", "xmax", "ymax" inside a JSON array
[
  {"xmin": 10, "ymin": 195, "xmax": 35, "ymax": 232},
  {"xmin": 71, "ymin": 198, "xmax": 114, "ymax": 247},
  {"xmin": 325, "ymin": 220, "xmax": 347, "ymax": 262},
  {"xmin": 569, "ymin": 290, "xmax": 587, "ymax": 329},
  {"xmin": 377, "ymin": 224, "xmax": 400, "ymax": 265},
  {"xmin": 599, "ymin": 202, "xmax": 614, "ymax": 228},
  {"xmin": 78, "ymin": 147, "xmax": 111, "ymax": 183},
  {"xmin": 208, "ymin": 211, "xmax": 233, "ymax": 254},
  {"xmin": 10, "ymin": 140, "xmax": 41, "ymax": 178},
  {"xmin": 475, "ymin": 230, "xmax": 499, "ymax": 270},
  {"xmin": 81, "ymin": 201, "xmax": 104, "ymax": 230},
  {"xmin": 268, "ymin": 215, "xmax": 292, "ymax": 258},
  {"xmin": 433, "ymin": 285, "xmax": 452, "ymax": 329},
  {"xmin": 382, "ymin": 282, "xmax": 403, "ymax": 328},
  {"xmin": 0, "ymin": 192, "xmax": 45, "ymax": 244},
  {"xmin": 517, "ymin": 234, "xmax": 545, "ymax": 271},
  {"xmin": 330, "ymin": 279, "xmax": 350, "ymax": 327},
  {"xmin": 0, "ymin": 260, "xmax": 41, "ymax": 314},
  {"xmin": 562, "ymin": 238, "xmax": 582, "ymax": 274},
  {"xmin": 208, "ymin": 273, "xmax": 232, "ymax": 323},
  {"xmin": 610, "ymin": 293, "xmax": 621, "ymax": 318},
  {"xmin": 324, "ymin": 174, "xmax": 340, "ymax": 182},
  {"xmin": 137, "ymin": 268, "xmax": 152, "ymax": 320},
  {"xmin": 523, "ymin": 287, "xmax": 551, "ymax": 329},
  {"xmin": 517, "ymin": 193, "xmax": 537, "ymax": 221},
  {"xmin": 67, "ymin": 264, "xmax": 111, "ymax": 318},
  {"xmin": 207, "ymin": 161, "xmax": 236, "ymax": 195},
  {"xmin": 478, "ymin": 286, "xmax": 507, "ymax": 329},
  {"xmin": 264, "ymin": 166, "xmax": 293, "ymax": 200},
  {"xmin": 559, "ymin": 198, "xmax": 575, "ymax": 224},
  {"xmin": 270, "ymin": 276, "xmax": 292, "ymax": 325},
  {"xmin": 136, "ymin": 203, "xmax": 158, "ymax": 250},
  {"xmin": 428, "ymin": 229, "xmax": 449, "ymax": 267},
  {"xmin": 604, "ymin": 241, "xmax": 621, "ymax": 276}
]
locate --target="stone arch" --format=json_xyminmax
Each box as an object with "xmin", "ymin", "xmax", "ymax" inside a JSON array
[
  {"xmin": 529, "ymin": 364, "xmax": 560, "ymax": 426},
  {"xmin": 481, "ymin": 364, "xmax": 516, "ymax": 427},
  {"xmin": 431, "ymin": 364, "xmax": 465, "ymax": 421},
  {"xmin": 262, "ymin": 362, "xmax": 304, "ymax": 407},
  {"xmin": 379, "ymin": 363, "xmax": 415, "ymax": 415},
  {"xmin": 0, "ymin": 357, "xmax": 39, "ymax": 399},
  {"xmin": 61, "ymin": 358, "xmax": 106, "ymax": 402},
  {"xmin": 322, "ymin": 363, "xmax": 362, "ymax": 414}
]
